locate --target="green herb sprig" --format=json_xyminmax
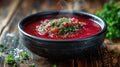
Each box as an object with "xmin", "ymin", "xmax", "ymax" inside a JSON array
[
  {"xmin": 53, "ymin": 64, "xmax": 56, "ymax": 67},
  {"xmin": 21, "ymin": 52, "xmax": 29, "ymax": 60},
  {"xmin": 0, "ymin": 44, "xmax": 7, "ymax": 52},
  {"xmin": 96, "ymin": 0, "xmax": 120, "ymax": 40},
  {"xmin": 5, "ymin": 56, "xmax": 15, "ymax": 64},
  {"xmin": 29, "ymin": 63, "xmax": 35, "ymax": 67}
]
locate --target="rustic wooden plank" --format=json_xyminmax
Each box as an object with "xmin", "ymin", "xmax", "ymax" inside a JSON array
[
  {"xmin": 77, "ymin": 45, "xmax": 120, "ymax": 67},
  {"xmin": 1, "ymin": 0, "xmax": 120, "ymax": 67},
  {"xmin": 0, "ymin": 0, "xmax": 13, "ymax": 22},
  {"xmin": 0, "ymin": 0, "xmax": 21, "ymax": 36},
  {"xmin": 82, "ymin": 0, "xmax": 103, "ymax": 14},
  {"xmin": 0, "ymin": 0, "xmax": 75, "ymax": 67},
  {"xmin": 0, "ymin": 0, "xmax": 44, "ymax": 36}
]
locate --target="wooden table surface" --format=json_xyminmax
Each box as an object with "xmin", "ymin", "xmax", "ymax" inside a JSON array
[{"xmin": 0, "ymin": 0, "xmax": 120, "ymax": 67}]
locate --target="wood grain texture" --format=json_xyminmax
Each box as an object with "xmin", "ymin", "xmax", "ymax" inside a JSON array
[
  {"xmin": 0, "ymin": 0, "xmax": 74, "ymax": 67},
  {"xmin": 0, "ymin": 0, "xmax": 120, "ymax": 67},
  {"xmin": 0, "ymin": 0, "xmax": 21, "ymax": 36}
]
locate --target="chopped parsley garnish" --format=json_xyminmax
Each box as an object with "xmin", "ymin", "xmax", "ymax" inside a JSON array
[
  {"xmin": 29, "ymin": 63, "xmax": 35, "ymax": 67},
  {"xmin": 0, "ymin": 44, "xmax": 7, "ymax": 52},
  {"xmin": 5, "ymin": 56, "xmax": 15, "ymax": 64},
  {"xmin": 21, "ymin": 52, "xmax": 29, "ymax": 60},
  {"xmin": 13, "ymin": 63, "xmax": 17, "ymax": 67},
  {"xmin": 36, "ymin": 17, "xmax": 86, "ymax": 38},
  {"xmin": 0, "ymin": 44, "xmax": 4, "ymax": 47},
  {"xmin": 0, "ymin": 48, "xmax": 4, "ymax": 52},
  {"xmin": 53, "ymin": 64, "xmax": 56, "ymax": 67},
  {"xmin": 111, "ymin": 50, "xmax": 116, "ymax": 54}
]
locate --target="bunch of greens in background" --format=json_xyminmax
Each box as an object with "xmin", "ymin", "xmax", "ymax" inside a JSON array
[{"xmin": 96, "ymin": 0, "xmax": 120, "ymax": 40}]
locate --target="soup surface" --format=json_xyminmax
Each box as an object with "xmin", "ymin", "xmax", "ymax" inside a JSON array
[{"xmin": 23, "ymin": 16, "xmax": 101, "ymax": 40}]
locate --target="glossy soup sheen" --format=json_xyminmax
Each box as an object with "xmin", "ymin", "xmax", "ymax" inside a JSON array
[{"xmin": 23, "ymin": 16, "xmax": 101, "ymax": 40}]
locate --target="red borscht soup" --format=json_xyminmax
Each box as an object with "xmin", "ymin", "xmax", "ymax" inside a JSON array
[{"xmin": 23, "ymin": 16, "xmax": 101, "ymax": 40}]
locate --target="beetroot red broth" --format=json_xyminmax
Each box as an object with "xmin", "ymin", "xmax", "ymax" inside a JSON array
[{"xmin": 23, "ymin": 16, "xmax": 101, "ymax": 40}]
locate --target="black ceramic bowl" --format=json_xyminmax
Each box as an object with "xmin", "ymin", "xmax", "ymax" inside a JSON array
[{"xmin": 18, "ymin": 11, "xmax": 107, "ymax": 60}]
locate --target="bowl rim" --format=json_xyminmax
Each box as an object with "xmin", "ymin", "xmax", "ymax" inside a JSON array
[{"xmin": 18, "ymin": 10, "xmax": 107, "ymax": 42}]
